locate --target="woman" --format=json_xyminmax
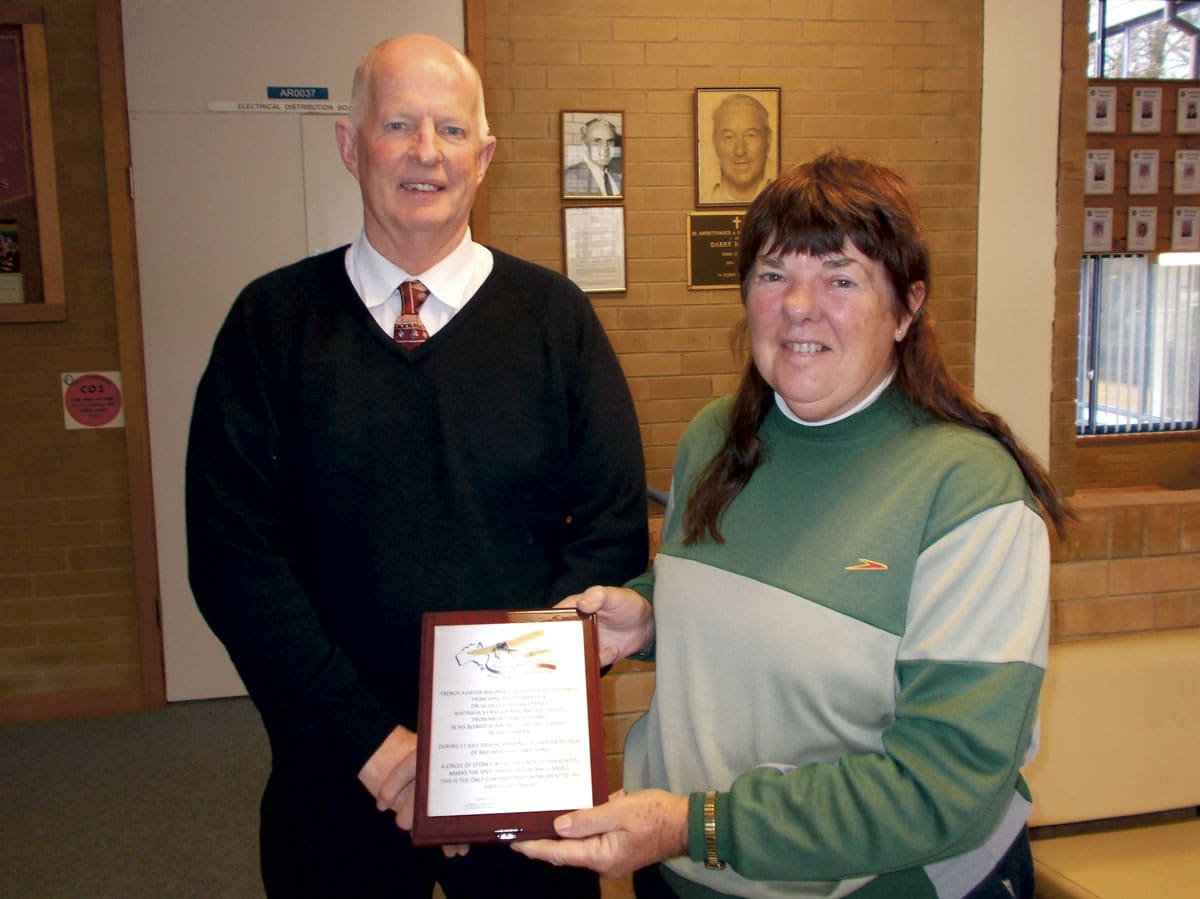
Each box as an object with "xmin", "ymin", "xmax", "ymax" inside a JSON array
[{"xmin": 513, "ymin": 152, "xmax": 1070, "ymax": 898}]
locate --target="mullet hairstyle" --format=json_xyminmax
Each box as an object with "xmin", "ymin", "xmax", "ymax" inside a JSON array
[{"xmin": 682, "ymin": 152, "xmax": 1072, "ymax": 544}]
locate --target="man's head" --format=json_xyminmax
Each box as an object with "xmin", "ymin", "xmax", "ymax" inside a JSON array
[
  {"xmin": 580, "ymin": 118, "xmax": 617, "ymax": 168},
  {"xmin": 336, "ymin": 34, "xmax": 497, "ymax": 272},
  {"xmin": 711, "ymin": 94, "xmax": 771, "ymax": 197}
]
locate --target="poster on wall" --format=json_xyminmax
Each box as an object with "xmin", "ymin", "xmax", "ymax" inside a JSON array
[
  {"xmin": 1086, "ymin": 85, "xmax": 1117, "ymax": 133},
  {"xmin": 1178, "ymin": 88, "xmax": 1200, "ymax": 133},
  {"xmin": 1127, "ymin": 207, "xmax": 1157, "ymax": 252},
  {"xmin": 1083, "ymin": 207, "xmax": 1113, "ymax": 253},
  {"xmin": 1128, "ymin": 149, "xmax": 1160, "ymax": 195},
  {"xmin": 1131, "ymin": 86, "xmax": 1162, "ymax": 133},
  {"xmin": 1084, "ymin": 149, "xmax": 1115, "ymax": 195},
  {"xmin": 1171, "ymin": 206, "xmax": 1200, "ymax": 250}
]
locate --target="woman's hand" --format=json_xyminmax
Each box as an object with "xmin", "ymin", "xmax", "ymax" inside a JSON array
[
  {"xmin": 511, "ymin": 789, "xmax": 689, "ymax": 879},
  {"xmin": 556, "ymin": 586, "xmax": 654, "ymax": 666}
]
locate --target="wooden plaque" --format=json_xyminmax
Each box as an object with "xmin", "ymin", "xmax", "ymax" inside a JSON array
[{"xmin": 411, "ymin": 608, "xmax": 607, "ymax": 846}]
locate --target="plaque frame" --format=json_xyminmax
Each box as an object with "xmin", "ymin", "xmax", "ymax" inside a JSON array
[
  {"xmin": 687, "ymin": 211, "xmax": 745, "ymax": 289},
  {"xmin": 411, "ymin": 608, "xmax": 607, "ymax": 846}
]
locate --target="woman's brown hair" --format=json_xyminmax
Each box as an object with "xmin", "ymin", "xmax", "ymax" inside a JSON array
[{"xmin": 683, "ymin": 152, "xmax": 1072, "ymax": 544}]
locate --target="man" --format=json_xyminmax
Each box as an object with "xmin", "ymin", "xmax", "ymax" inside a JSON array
[
  {"xmin": 564, "ymin": 118, "xmax": 622, "ymax": 196},
  {"xmin": 185, "ymin": 34, "xmax": 647, "ymax": 898},
  {"xmin": 703, "ymin": 93, "xmax": 772, "ymax": 204}
]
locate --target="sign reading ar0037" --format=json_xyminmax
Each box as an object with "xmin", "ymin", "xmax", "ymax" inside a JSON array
[{"xmin": 61, "ymin": 371, "xmax": 124, "ymax": 430}]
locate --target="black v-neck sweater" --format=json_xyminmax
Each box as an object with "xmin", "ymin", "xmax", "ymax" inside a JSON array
[{"xmin": 186, "ymin": 247, "xmax": 648, "ymax": 771}]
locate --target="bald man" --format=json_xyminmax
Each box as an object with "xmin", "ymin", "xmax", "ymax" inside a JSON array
[{"xmin": 186, "ymin": 34, "xmax": 647, "ymax": 897}]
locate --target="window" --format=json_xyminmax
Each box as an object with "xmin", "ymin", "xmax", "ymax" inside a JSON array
[
  {"xmin": 1077, "ymin": 254, "xmax": 1200, "ymax": 434},
  {"xmin": 1089, "ymin": 1, "xmax": 1200, "ymax": 78}
]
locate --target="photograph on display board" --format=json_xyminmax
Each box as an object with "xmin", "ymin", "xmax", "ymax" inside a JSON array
[
  {"xmin": 1087, "ymin": 85, "xmax": 1117, "ymax": 133},
  {"xmin": 1131, "ymin": 86, "xmax": 1161, "ymax": 133},
  {"xmin": 1178, "ymin": 88, "xmax": 1200, "ymax": 134},
  {"xmin": 1128, "ymin": 149, "xmax": 1160, "ymax": 195},
  {"xmin": 1084, "ymin": 207, "xmax": 1113, "ymax": 253},
  {"xmin": 1127, "ymin": 207, "xmax": 1157, "ymax": 252},
  {"xmin": 1084, "ymin": 149, "xmax": 1115, "ymax": 195},
  {"xmin": 1172, "ymin": 206, "xmax": 1200, "ymax": 250},
  {"xmin": 1174, "ymin": 150, "xmax": 1200, "ymax": 194}
]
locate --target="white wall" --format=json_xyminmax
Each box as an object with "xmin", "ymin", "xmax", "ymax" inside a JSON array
[{"xmin": 975, "ymin": 0, "xmax": 1063, "ymax": 462}]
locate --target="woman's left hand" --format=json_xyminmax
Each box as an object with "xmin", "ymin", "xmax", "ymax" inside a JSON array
[{"xmin": 511, "ymin": 789, "xmax": 689, "ymax": 879}]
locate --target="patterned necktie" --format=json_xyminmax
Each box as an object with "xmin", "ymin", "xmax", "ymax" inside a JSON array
[{"xmin": 394, "ymin": 279, "xmax": 430, "ymax": 347}]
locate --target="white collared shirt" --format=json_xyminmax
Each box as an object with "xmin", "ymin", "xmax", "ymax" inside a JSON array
[{"xmin": 344, "ymin": 228, "xmax": 495, "ymax": 338}]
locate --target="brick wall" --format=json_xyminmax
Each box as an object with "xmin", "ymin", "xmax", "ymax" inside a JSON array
[
  {"xmin": 1, "ymin": 0, "xmax": 1196, "ymax": 732},
  {"xmin": 1051, "ymin": 490, "xmax": 1200, "ymax": 637},
  {"xmin": 0, "ymin": 0, "xmax": 143, "ymax": 714},
  {"xmin": 480, "ymin": 0, "xmax": 985, "ymax": 489}
]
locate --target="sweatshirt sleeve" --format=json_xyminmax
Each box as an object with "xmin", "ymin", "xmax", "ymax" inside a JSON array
[{"xmin": 694, "ymin": 500, "xmax": 1049, "ymax": 880}]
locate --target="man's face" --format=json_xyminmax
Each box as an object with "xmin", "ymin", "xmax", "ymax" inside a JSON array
[
  {"xmin": 712, "ymin": 103, "xmax": 769, "ymax": 192},
  {"xmin": 336, "ymin": 37, "xmax": 496, "ymax": 268},
  {"xmin": 583, "ymin": 121, "xmax": 616, "ymax": 167}
]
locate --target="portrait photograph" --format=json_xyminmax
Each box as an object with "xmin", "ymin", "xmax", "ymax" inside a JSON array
[
  {"xmin": 695, "ymin": 88, "xmax": 780, "ymax": 208},
  {"xmin": 562, "ymin": 111, "xmax": 624, "ymax": 200}
]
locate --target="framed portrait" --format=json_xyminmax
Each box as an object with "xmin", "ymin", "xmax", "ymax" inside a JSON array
[
  {"xmin": 563, "ymin": 205, "xmax": 626, "ymax": 293},
  {"xmin": 695, "ymin": 87, "xmax": 780, "ymax": 208},
  {"xmin": 562, "ymin": 111, "xmax": 624, "ymax": 200}
]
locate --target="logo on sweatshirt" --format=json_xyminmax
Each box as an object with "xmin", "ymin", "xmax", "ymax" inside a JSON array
[{"xmin": 845, "ymin": 558, "xmax": 888, "ymax": 571}]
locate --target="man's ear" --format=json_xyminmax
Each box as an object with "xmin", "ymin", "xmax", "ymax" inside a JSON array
[
  {"xmin": 475, "ymin": 135, "xmax": 498, "ymax": 184},
  {"xmin": 335, "ymin": 118, "xmax": 360, "ymax": 179}
]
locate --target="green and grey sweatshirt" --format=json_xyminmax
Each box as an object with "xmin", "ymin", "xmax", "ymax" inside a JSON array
[{"xmin": 623, "ymin": 387, "xmax": 1049, "ymax": 898}]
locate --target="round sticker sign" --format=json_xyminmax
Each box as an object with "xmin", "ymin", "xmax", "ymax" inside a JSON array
[{"xmin": 63, "ymin": 372, "xmax": 123, "ymax": 428}]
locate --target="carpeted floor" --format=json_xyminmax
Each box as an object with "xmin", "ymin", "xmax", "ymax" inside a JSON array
[
  {"xmin": 0, "ymin": 697, "xmax": 269, "ymax": 898},
  {"xmin": 0, "ymin": 698, "xmax": 632, "ymax": 899}
]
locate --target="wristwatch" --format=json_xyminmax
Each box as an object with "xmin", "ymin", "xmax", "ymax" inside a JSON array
[{"xmin": 703, "ymin": 790, "xmax": 725, "ymax": 870}]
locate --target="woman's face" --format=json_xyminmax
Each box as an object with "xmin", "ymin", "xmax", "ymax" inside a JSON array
[{"xmin": 746, "ymin": 241, "xmax": 923, "ymax": 422}]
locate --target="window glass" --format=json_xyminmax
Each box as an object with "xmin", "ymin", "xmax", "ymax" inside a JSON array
[
  {"xmin": 1078, "ymin": 255, "xmax": 1200, "ymax": 433},
  {"xmin": 1089, "ymin": 1, "xmax": 1200, "ymax": 78}
]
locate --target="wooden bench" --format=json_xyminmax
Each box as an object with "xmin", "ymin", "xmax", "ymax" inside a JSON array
[{"xmin": 1021, "ymin": 628, "xmax": 1200, "ymax": 898}]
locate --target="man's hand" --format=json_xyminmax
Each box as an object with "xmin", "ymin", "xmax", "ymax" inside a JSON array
[
  {"xmin": 357, "ymin": 726, "xmax": 419, "ymax": 825},
  {"xmin": 511, "ymin": 789, "xmax": 688, "ymax": 879},
  {"xmin": 556, "ymin": 586, "xmax": 654, "ymax": 666},
  {"xmin": 358, "ymin": 727, "xmax": 469, "ymax": 858}
]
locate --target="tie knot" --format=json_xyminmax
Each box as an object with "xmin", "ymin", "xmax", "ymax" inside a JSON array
[{"xmin": 399, "ymin": 279, "xmax": 429, "ymax": 316}]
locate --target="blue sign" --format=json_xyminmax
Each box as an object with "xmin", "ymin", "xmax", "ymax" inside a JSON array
[{"xmin": 267, "ymin": 86, "xmax": 329, "ymax": 100}]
